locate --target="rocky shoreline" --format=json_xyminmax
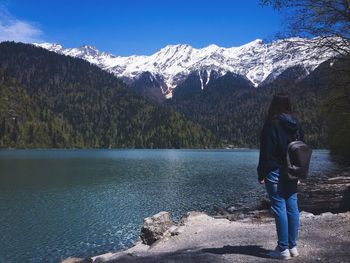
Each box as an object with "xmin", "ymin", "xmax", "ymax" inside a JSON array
[
  {"xmin": 298, "ymin": 167, "xmax": 350, "ymax": 214},
  {"xmin": 62, "ymin": 167, "xmax": 350, "ymax": 263},
  {"xmin": 214, "ymin": 167, "xmax": 350, "ymax": 222}
]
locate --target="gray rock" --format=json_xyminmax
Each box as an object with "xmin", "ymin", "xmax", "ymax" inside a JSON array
[
  {"xmin": 319, "ymin": 212, "xmax": 334, "ymax": 217},
  {"xmin": 300, "ymin": 211, "xmax": 315, "ymax": 219},
  {"xmin": 226, "ymin": 206, "xmax": 238, "ymax": 213},
  {"xmin": 169, "ymin": 225, "xmax": 182, "ymax": 236},
  {"xmin": 179, "ymin": 211, "xmax": 207, "ymax": 225},
  {"xmin": 61, "ymin": 257, "xmax": 92, "ymax": 263},
  {"xmin": 139, "ymin": 211, "xmax": 174, "ymax": 245}
]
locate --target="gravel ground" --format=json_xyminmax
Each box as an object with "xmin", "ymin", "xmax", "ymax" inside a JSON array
[{"xmin": 91, "ymin": 211, "xmax": 350, "ymax": 263}]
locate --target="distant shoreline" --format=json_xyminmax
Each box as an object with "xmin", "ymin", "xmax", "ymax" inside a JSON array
[{"xmin": 0, "ymin": 147, "xmax": 332, "ymax": 150}]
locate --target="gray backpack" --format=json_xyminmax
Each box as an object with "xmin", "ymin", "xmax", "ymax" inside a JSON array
[{"xmin": 286, "ymin": 138, "xmax": 312, "ymax": 180}]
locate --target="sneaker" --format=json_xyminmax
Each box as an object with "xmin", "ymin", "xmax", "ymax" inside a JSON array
[
  {"xmin": 289, "ymin": 247, "xmax": 299, "ymax": 257},
  {"xmin": 268, "ymin": 246, "xmax": 291, "ymax": 260}
]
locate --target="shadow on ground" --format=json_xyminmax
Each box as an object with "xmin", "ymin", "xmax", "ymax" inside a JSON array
[
  {"xmin": 202, "ymin": 245, "xmax": 270, "ymax": 258},
  {"xmin": 107, "ymin": 245, "xmax": 271, "ymax": 263}
]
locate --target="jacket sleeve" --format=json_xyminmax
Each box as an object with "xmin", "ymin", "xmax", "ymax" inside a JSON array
[{"xmin": 257, "ymin": 123, "xmax": 278, "ymax": 181}]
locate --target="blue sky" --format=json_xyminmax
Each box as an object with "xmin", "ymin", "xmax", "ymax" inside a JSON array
[{"xmin": 0, "ymin": 0, "xmax": 282, "ymax": 55}]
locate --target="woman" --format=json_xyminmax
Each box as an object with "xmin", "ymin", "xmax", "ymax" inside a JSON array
[{"xmin": 257, "ymin": 93, "xmax": 304, "ymax": 260}]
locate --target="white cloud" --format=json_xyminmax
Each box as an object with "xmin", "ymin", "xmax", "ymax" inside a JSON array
[{"xmin": 0, "ymin": 7, "xmax": 43, "ymax": 43}]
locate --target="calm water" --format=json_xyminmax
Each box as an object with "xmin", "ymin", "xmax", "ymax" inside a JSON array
[{"xmin": 0, "ymin": 149, "xmax": 340, "ymax": 262}]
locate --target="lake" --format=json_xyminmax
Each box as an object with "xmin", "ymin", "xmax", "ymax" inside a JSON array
[{"xmin": 0, "ymin": 149, "xmax": 340, "ymax": 262}]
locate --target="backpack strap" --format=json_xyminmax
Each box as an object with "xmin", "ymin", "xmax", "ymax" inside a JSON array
[
  {"xmin": 295, "ymin": 128, "xmax": 300, "ymax": 141},
  {"xmin": 295, "ymin": 122, "xmax": 305, "ymax": 142}
]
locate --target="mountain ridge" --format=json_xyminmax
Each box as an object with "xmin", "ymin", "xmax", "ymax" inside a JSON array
[{"xmin": 34, "ymin": 37, "xmax": 338, "ymax": 101}]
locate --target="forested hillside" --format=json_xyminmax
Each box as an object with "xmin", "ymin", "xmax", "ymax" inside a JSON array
[
  {"xmin": 321, "ymin": 57, "xmax": 350, "ymax": 160},
  {"xmin": 167, "ymin": 61, "xmax": 340, "ymax": 148},
  {"xmin": 0, "ymin": 42, "xmax": 215, "ymax": 148}
]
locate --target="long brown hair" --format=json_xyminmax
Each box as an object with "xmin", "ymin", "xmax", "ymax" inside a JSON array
[{"xmin": 266, "ymin": 92, "xmax": 292, "ymax": 121}]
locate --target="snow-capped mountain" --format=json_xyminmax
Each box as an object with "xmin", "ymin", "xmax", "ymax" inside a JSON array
[{"xmin": 34, "ymin": 38, "xmax": 337, "ymax": 100}]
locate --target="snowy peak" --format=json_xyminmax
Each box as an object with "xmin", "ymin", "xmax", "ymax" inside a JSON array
[
  {"xmin": 35, "ymin": 42, "xmax": 115, "ymax": 65},
  {"xmin": 159, "ymin": 44, "xmax": 192, "ymax": 53},
  {"xmin": 34, "ymin": 38, "xmax": 338, "ymax": 99},
  {"xmin": 74, "ymin": 45, "xmax": 99, "ymax": 56},
  {"xmin": 236, "ymin": 38, "xmax": 264, "ymax": 49},
  {"xmin": 34, "ymin": 43, "xmax": 64, "ymax": 53}
]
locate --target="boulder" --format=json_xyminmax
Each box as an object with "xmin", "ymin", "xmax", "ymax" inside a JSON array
[{"xmin": 140, "ymin": 211, "xmax": 174, "ymax": 245}]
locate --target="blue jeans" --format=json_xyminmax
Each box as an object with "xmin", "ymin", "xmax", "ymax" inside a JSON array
[{"xmin": 265, "ymin": 169, "xmax": 299, "ymax": 251}]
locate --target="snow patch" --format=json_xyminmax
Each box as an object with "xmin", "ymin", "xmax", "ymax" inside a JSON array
[{"xmin": 35, "ymin": 37, "xmax": 339, "ymax": 97}]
